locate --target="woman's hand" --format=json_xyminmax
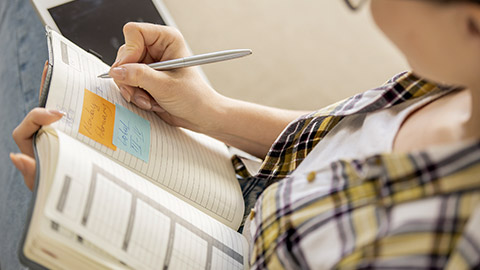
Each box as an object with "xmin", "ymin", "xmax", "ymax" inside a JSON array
[
  {"xmin": 110, "ymin": 22, "xmax": 307, "ymax": 158},
  {"xmin": 10, "ymin": 109, "xmax": 65, "ymax": 190},
  {"xmin": 109, "ymin": 22, "xmax": 224, "ymax": 134},
  {"xmin": 10, "ymin": 62, "xmax": 64, "ymax": 190}
]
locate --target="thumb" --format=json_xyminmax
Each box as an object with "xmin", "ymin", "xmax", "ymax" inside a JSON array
[
  {"xmin": 10, "ymin": 153, "xmax": 36, "ymax": 190},
  {"xmin": 109, "ymin": 63, "xmax": 168, "ymax": 93}
]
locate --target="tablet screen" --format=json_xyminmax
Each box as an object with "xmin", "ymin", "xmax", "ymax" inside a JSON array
[{"xmin": 49, "ymin": 0, "xmax": 166, "ymax": 65}]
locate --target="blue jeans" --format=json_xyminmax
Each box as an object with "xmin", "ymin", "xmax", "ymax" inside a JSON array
[{"xmin": 0, "ymin": 0, "xmax": 48, "ymax": 269}]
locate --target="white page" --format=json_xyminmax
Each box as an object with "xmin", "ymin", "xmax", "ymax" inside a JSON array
[
  {"xmin": 25, "ymin": 131, "xmax": 129, "ymax": 270},
  {"xmin": 44, "ymin": 129, "xmax": 248, "ymax": 270},
  {"xmin": 44, "ymin": 30, "xmax": 244, "ymax": 229}
]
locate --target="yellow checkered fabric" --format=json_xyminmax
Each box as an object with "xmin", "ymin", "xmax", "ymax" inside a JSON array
[{"xmin": 235, "ymin": 72, "xmax": 480, "ymax": 269}]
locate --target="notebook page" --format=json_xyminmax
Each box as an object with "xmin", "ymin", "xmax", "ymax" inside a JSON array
[
  {"xmin": 44, "ymin": 129, "xmax": 248, "ymax": 270},
  {"xmin": 25, "ymin": 131, "xmax": 128, "ymax": 270},
  {"xmin": 44, "ymin": 30, "xmax": 244, "ymax": 229}
]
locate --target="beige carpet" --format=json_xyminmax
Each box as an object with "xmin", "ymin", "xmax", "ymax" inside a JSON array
[{"xmin": 163, "ymin": 0, "xmax": 409, "ymax": 110}]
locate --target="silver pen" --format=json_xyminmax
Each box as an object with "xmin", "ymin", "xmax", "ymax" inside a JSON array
[{"xmin": 97, "ymin": 49, "xmax": 252, "ymax": 78}]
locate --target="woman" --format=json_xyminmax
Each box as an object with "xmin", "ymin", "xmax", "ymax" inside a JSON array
[{"xmin": 11, "ymin": 0, "xmax": 480, "ymax": 268}]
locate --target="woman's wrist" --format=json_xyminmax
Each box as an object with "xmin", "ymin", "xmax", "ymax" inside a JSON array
[
  {"xmin": 194, "ymin": 92, "xmax": 235, "ymax": 135},
  {"xmin": 197, "ymin": 94, "xmax": 308, "ymax": 158}
]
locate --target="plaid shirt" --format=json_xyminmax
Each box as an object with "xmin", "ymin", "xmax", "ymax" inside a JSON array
[{"xmin": 234, "ymin": 72, "xmax": 480, "ymax": 269}]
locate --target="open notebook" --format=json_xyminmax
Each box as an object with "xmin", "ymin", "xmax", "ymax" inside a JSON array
[{"xmin": 19, "ymin": 27, "xmax": 249, "ymax": 270}]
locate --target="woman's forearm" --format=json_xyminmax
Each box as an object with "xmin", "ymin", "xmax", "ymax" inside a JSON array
[{"xmin": 201, "ymin": 96, "xmax": 309, "ymax": 158}]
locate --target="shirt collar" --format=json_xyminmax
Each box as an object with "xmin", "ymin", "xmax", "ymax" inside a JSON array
[{"xmin": 311, "ymin": 72, "xmax": 460, "ymax": 118}]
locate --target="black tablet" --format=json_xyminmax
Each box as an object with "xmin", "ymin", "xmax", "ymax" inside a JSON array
[{"xmin": 31, "ymin": 0, "xmax": 177, "ymax": 65}]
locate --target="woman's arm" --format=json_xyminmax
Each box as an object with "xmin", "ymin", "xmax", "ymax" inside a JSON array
[
  {"xmin": 109, "ymin": 22, "xmax": 308, "ymax": 158},
  {"xmin": 203, "ymin": 97, "xmax": 307, "ymax": 158}
]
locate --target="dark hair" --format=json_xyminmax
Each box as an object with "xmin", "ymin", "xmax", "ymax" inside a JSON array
[
  {"xmin": 346, "ymin": 0, "xmax": 480, "ymax": 12},
  {"xmin": 441, "ymin": 0, "xmax": 480, "ymax": 3}
]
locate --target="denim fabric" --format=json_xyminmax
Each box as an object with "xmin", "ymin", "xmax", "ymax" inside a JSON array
[
  {"xmin": 0, "ymin": 0, "xmax": 48, "ymax": 269},
  {"xmin": 236, "ymin": 176, "xmax": 268, "ymax": 233}
]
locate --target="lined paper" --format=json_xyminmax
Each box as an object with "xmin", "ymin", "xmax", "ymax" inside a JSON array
[
  {"xmin": 44, "ymin": 130, "xmax": 247, "ymax": 270},
  {"xmin": 44, "ymin": 30, "xmax": 243, "ymax": 229}
]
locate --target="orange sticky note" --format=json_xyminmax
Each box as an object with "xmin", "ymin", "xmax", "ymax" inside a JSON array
[{"xmin": 79, "ymin": 89, "xmax": 117, "ymax": 150}]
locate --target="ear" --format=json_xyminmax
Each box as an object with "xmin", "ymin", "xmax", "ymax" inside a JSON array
[
  {"xmin": 466, "ymin": 5, "xmax": 480, "ymax": 38},
  {"xmin": 468, "ymin": 17, "xmax": 480, "ymax": 37}
]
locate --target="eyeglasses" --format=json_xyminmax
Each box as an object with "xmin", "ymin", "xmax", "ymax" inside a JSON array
[
  {"xmin": 344, "ymin": 0, "xmax": 367, "ymax": 10},
  {"xmin": 345, "ymin": 0, "xmax": 480, "ymax": 11}
]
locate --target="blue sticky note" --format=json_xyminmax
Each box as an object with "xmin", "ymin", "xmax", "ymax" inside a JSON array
[{"xmin": 113, "ymin": 104, "xmax": 151, "ymax": 162}]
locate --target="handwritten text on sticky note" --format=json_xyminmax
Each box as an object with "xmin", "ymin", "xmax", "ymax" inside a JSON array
[
  {"xmin": 113, "ymin": 105, "xmax": 151, "ymax": 162},
  {"xmin": 79, "ymin": 89, "xmax": 116, "ymax": 150}
]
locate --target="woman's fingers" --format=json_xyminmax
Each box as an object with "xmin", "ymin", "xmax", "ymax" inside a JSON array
[
  {"xmin": 10, "ymin": 153, "xmax": 36, "ymax": 190},
  {"xmin": 114, "ymin": 23, "xmax": 188, "ymax": 67},
  {"xmin": 12, "ymin": 108, "xmax": 65, "ymax": 157},
  {"xmin": 115, "ymin": 82, "xmax": 165, "ymax": 112},
  {"xmin": 110, "ymin": 63, "xmax": 171, "ymax": 96},
  {"xmin": 111, "ymin": 63, "xmax": 176, "ymax": 110},
  {"xmin": 12, "ymin": 107, "xmax": 65, "ymax": 190},
  {"xmin": 116, "ymin": 83, "xmax": 134, "ymax": 102},
  {"xmin": 110, "ymin": 22, "xmax": 193, "ymax": 112}
]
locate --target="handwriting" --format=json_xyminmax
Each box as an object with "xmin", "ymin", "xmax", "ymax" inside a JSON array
[
  {"xmin": 79, "ymin": 89, "xmax": 116, "ymax": 150},
  {"xmin": 113, "ymin": 104, "xmax": 150, "ymax": 162},
  {"xmin": 82, "ymin": 103, "xmax": 113, "ymax": 139},
  {"xmin": 115, "ymin": 120, "xmax": 146, "ymax": 155}
]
